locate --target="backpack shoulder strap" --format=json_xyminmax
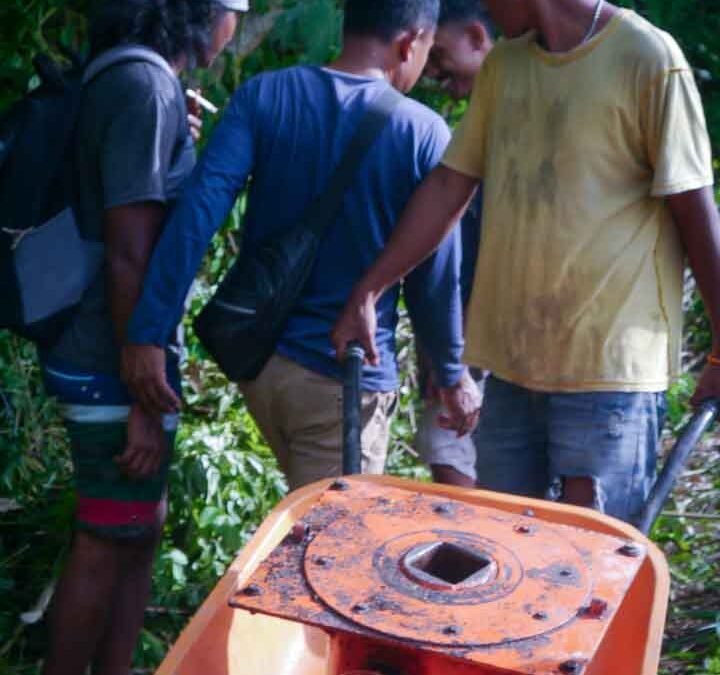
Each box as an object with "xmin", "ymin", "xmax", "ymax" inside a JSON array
[
  {"xmin": 81, "ymin": 44, "xmax": 190, "ymax": 190},
  {"xmin": 306, "ymin": 85, "xmax": 403, "ymax": 237},
  {"xmin": 82, "ymin": 45, "xmax": 175, "ymax": 86}
]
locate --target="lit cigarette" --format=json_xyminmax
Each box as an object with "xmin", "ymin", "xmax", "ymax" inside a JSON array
[{"xmin": 186, "ymin": 89, "xmax": 219, "ymax": 115}]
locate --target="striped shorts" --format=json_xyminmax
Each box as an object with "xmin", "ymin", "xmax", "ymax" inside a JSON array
[{"xmin": 41, "ymin": 357, "xmax": 180, "ymax": 539}]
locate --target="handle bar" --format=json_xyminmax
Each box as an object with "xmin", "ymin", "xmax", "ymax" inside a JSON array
[
  {"xmin": 342, "ymin": 342, "xmax": 365, "ymax": 476},
  {"xmin": 637, "ymin": 398, "xmax": 718, "ymax": 534}
]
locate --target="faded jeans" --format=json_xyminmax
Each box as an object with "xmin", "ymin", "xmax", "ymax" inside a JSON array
[{"xmin": 473, "ymin": 376, "xmax": 666, "ymax": 524}]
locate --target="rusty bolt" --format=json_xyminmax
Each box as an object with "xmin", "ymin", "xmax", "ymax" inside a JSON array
[
  {"xmin": 329, "ymin": 479, "xmax": 350, "ymax": 491},
  {"xmin": 377, "ymin": 496, "xmax": 391, "ymax": 505},
  {"xmin": 313, "ymin": 556, "xmax": 333, "ymax": 568},
  {"xmin": 352, "ymin": 602, "xmax": 370, "ymax": 614},
  {"xmin": 559, "ymin": 660, "xmax": 583, "ymax": 674},
  {"xmin": 241, "ymin": 584, "xmax": 263, "ymax": 597},
  {"xmin": 617, "ymin": 543, "xmax": 643, "ymax": 558},
  {"xmin": 515, "ymin": 524, "xmax": 534, "ymax": 534},
  {"xmin": 443, "ymin": 625, "xmax": 462, "ymax": 636},
  {"xmin": 532, "ymin": 611, "xmax": 549, "ymax": 621},
  {"xmin": 524, "ymin": 508, "xmax": 535, "ymax": 517},
  {"xmin": 433, "ymin": 503, "xmax": 454, "ymax": 515},
  {"xmin": 288, "ymin": 522, "xmax": 310, "ymax": 544},
  {"xmin": 578, "ymin": 598, "xmax": 608, "ymax": 619}
]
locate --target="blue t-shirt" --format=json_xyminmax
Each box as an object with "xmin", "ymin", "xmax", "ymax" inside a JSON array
[{"xmin": 128, "ymin": 66, "xmax": 464, "ymax": 391}]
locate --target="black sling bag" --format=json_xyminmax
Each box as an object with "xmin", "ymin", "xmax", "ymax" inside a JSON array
[{"xmin": 194, "ymin": 85, "xmax": 402, "ymax": 382}]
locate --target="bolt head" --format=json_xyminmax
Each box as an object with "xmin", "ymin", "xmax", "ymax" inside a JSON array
[
  {"xmin": 433, "ymin": 503, "xmax": 455, "ymax": 515},
  {"xmin": 524, "ymin": 508, "xmax": 535, "ymax": 517},
  {"xmin": 578, "ymin": 598, "xmax": 608, "ymax": 619},
  {"xmin": 313, "ymin": 556, "xmax": 333, "ymax": 568},
  {"xmin": 617, "ymin": 542, "xmax": 643, "ymax": 558},
  {"xmin": 241, "ymin": 584, "xmax": 263, "ymax": 597},
  {"xmin": 352, "ymin": 602, "xmax": 370, "ymax": 614},
  {"xmin": 515, "ymin": 524, "xmax": 534, "ymax": 534},
  {"xmin": 559, "ymin": 660, "xmax": 583, "ymax": 674},
  {"xmin": 532, "ymin": 611, "xmax": 549, "ymax": 621},
  {"xmin": 288, "ymin": 522, "xmax": 310, "ymax": 543},
  {"xmin": 329, "ymin": 479, "xmax": 350, "ymax": 491},
  {"xmin": 443, "ymin": 625, "xmax": 462, "ymax": 636}
]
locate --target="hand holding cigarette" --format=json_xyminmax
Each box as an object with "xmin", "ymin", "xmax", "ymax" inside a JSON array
[
  {"xmin": 186, "ymin": 88, "xmax": 219, "ymax": 115},
  {"xmin": 185, "ymin": 89, "xmax": 218, "ymax": 143}
]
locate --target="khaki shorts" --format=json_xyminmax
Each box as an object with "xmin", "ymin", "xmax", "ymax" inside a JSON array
[
  {"xmin": 415, "ymin": 371, "xmax": 485, "ymax": 482},
  {"xmin": 416, "ymin": 401, "xmax": 477, "ymax": 481},
  {"xmin": 240, "ymin": 354, "xmax": 397, "ymax": 490}
]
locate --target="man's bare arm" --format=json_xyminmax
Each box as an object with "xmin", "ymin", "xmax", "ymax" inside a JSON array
[
  {"xmin": 105, "ymin": 203, "xmax": 167, "ymax": 347},
  {"xmin": 107, "ymin": 204, "xmax": 182, "ymax": 415},
  {"xmin": 105, "ymin": 203, "xmax": 179, "ymax": 478},
  {"xmin": 667, "ymin": 186, "xmax": 720, "ymax": 404}
]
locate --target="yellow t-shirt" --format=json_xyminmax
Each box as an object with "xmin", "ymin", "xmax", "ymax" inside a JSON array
[{"xmin": 442, "ymin": 9, "xmax": 714, "ymax": 393}]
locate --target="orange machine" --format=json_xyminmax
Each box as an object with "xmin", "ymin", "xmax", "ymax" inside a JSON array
[
  {"xmin": 154, "ymin": 348, "xmax": 716, "ymax": 675},
  {"xmin": 155, "ymin": 475, "xmax": 672, "ymax": 675}
]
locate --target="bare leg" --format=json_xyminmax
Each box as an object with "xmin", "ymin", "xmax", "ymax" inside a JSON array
[
  {"xmin": 42, "ymin": 532, "xmax": 123, "ymax": 675},
  {"xmin": 557, "ymin": 477, "xmax": 596, "ymax": 509},
  {"xmin": 431, "ymin": 464, "xmax": 476, "ymax": 488},
  {"xmin": 92, "ymin": 500, "xmax": 167, "ymax": 675}
]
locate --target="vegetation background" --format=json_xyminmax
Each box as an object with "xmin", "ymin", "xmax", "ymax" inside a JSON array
[{"xmin": 0, "ymin": 1, "xmax": 718, "ymax": 673}]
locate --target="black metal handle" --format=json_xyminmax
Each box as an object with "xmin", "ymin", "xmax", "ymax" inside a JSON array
[
  {"xmin": 342, "ymin": 342, "xmax": 365, "ymax": 476},
  {"xmin": 637, "ymin": 399, "xmax": 719, "ymax": 535}
]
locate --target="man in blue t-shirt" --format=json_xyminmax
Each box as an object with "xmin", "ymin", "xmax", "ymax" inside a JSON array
[{"xmin": 122, "ymin": 0, "xmax": 480, "ymax": 489}]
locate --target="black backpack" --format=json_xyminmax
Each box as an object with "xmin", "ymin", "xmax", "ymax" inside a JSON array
[{"xmin": 0, "ymin": 45, "xmax": 176, "ymax": 346}]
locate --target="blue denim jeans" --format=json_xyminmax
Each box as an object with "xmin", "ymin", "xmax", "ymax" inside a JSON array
[{"xmin": 473, "ymin": 376, "xmax": 666, "ymax": 524}]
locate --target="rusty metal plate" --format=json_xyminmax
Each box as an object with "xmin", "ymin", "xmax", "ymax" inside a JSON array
[
  {"xmin": 304, "ymin": 502, "xmax": 590, "ymax": 646},
  {"xmin": 231, "ymin": 479, "xmax": 646, "ymax": 673}
]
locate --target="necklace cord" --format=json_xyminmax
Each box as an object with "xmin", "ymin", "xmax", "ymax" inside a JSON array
[{"xmin": 581, "ymin": 0, "xmax": 605, "ymax": 45}]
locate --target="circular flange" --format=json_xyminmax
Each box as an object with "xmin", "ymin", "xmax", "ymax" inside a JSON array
[{"xmin": 304, "ymin": 497, "xmax": 591, "ymax": 647}]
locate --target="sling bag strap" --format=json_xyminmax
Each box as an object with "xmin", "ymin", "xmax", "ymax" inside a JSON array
[
  {"xmin": 191, "ymin": 83, "xmax": 404, "ymax": 382},
  {"xmin": 305, "ymin": 84, "xmax": 403, "ymax": 237}
]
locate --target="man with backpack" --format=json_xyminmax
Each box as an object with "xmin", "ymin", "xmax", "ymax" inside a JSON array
[
  {"xmin": 122, "ymin": 0, "xmax": 481, "ymax": 490},
  {"xmin": 1, "ymin": 2, "xmax": 245, "ymax": 674},
  {"xmin": 333, "ymin": 0, "xmax": 720, "ymax": 524}
]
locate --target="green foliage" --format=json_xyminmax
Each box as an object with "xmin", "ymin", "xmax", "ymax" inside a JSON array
[
  {"xmin": 268, "ymin": 0, "xmax": 342, "ymax": 63},
  {"xmin": 0, "ymin": 0, "xmax": 90, "ymax": 112}
]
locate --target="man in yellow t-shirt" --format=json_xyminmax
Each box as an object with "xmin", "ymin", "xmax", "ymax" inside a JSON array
[{"xmin": 333, "ymin": 0, "xmax": 720, "ymax": 524}]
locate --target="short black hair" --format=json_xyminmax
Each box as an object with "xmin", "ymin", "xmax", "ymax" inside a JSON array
[
  {"xmin": 439, "ymin": 0, "xmax": 495, "ymax": 34},
  {"xmin": 343, "ymin": 0, "xmax": 440, "ymax": 42},
  {"xmin": 90, "ymin": 0, "xmax": 228, "ymax": 65}
]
